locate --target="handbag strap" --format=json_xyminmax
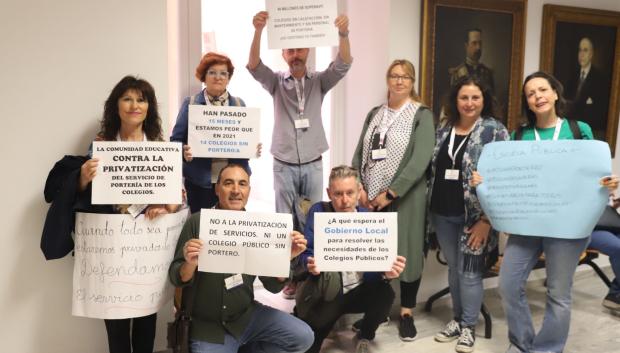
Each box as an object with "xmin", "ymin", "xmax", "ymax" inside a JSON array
[{"xmin": 178, "ymin": 272, "xmax": 196, "ymax": 317}]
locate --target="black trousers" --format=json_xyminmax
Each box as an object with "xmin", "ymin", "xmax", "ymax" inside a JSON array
[
  {"xmin": 185, "ymin": 179, "xmax": 218, "ymax": 214},
  {"xmin": 400, "ymin": 277, "xmax": 422, "ymax": 308},
  {"xmin": 104, "ymin": 313, "xmax": 157, "ymax": 353},
  {"xmin": 305, "ymin": 280, "xmax": 395, "ymax": 353}
]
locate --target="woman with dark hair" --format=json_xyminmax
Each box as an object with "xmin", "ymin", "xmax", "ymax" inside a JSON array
[
  {"xmin": 78, "ymin": 75, "xmax": 179, "ymax": 353},
  {"xmin": 428, "ymin": 76, "xmax": 508, "ymax": 352},
  {"xmin": 352, "ymin": 59, "xmax": 435, "ymax": 342},
  {"xmin": 473, "ymin": 71, "xmax": 618, "ymax": 353},
  {"xmin": 171, "ymin": 52, "xmax": 260, "ymax": 213}
]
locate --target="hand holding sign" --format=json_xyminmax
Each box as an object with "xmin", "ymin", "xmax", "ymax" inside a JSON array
[{"xmin": 290, "ymin": 230, "xmax": 307, "ymax": 259}]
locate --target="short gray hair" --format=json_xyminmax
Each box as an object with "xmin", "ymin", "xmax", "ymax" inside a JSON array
[{"xmin": 328, "ymin": 165, "xmax": 360, "ymax": 185}]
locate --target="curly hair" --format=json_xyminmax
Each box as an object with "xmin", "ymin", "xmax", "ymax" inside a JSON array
[
  {"xmin": 99, "ymin": 76, "xmax": 163, "ymax": 141},
  {"xmin": 443, "ymin": 75, "xmax": 499, "ymax": 126},
  {"xmin": 521, "ymin": 71, "xmax": 567, "ymax": 127},
  {"xmin": 195, "ymin": 52, "xmax": 235, "ymax": 83}
]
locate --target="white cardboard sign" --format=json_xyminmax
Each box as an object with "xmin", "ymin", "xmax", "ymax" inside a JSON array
[{"xmin": 266, "ymin": 0, "xmax": 338, "ymax": 49}]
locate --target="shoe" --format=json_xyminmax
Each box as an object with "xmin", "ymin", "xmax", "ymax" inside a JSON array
[
  {"xmin": 355, "ymin": 338, "xmax": 371, "ymax": 353},
  {"xmin": 281, "ymin": 281, "xmax": 297, "ymax": 299},
  {"xmin": 352, "ymin": 317, "xmax": 389, "ymax": 332},
  {"xmin": 602, "ymin": 293, "xmax": 620, "ymax": 310},
  {"xmin": 434, "ymin": 319, "xmax": 461, "ymax": 342},
  {"xmin": 398, "ymin": 314, "xmax": 417, "ymax": 341},
  {"xmin": 455, "ymin": 326, "xmax": 475, "ymax": 353}
]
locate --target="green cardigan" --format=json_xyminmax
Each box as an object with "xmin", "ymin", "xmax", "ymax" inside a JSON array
[{"xmin": 352, "ymin": 105, "xmax": 435, "ymax": 282}]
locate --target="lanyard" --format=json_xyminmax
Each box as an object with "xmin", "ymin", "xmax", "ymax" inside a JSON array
[
  {"xmin": 377, "ymin": 102, "xmax": 410, "ymax": 146},
  {"xmin": 534, "ymin": 118, "xmax": 563, "ymax": 141},
  {"xmin": 447, "ymin": 119, "xmax": 478, "ymax": 168},
  {"xmin": 293, "ymin": 77, "xmax": 306, "ymax": 117}
]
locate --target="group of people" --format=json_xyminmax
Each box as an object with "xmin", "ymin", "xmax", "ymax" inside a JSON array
[{"xmin": 68, "ymin": 9, "xmax": 620, "ymax": 353}]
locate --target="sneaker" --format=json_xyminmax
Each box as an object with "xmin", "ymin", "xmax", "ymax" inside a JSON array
[
  {"xmin": 602, "ymin": 293, "xmax": 620, "ymax": 310},
  {"xmin": 398, "ymin": 314, "xmax": 417, "ymax": 341},
  {"xmin": 434, "ymin": 319, "xmax": 461, "ymax": 342},
  {"xmin": 281, "ymin": 281, "xmax": 297, "ymax": 299},
  {"xmin": 352, "ymin": 317, "xmax": 389, "ymax": 332},
  {"xmin": 355, "ymin": 338, "xmax": 371, "ymax": 353},
  {"xmin": 455, "ymin": 326, "xmax": 475, "ymax": 353}
]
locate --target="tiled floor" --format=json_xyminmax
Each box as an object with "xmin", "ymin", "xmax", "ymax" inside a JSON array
[{"xmin": 255, "ymin": 267, "xmax": 620, "ymax": 353}]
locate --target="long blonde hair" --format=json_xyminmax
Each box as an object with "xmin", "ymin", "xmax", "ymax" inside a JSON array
[{"xmin": 386, "ymin": 59, "xmax": 421, "ymax": 102}]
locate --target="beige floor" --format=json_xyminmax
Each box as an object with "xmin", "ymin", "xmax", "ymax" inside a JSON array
[{"xmin": 256, "ymin": 267, "xmax": 620, "ymax": 353}]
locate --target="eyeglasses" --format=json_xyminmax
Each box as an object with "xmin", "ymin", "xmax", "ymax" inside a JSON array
[
  {"xmin": 388, "ymin": 75, "xmax": 413, "ymax": 82},
  {"xmin": 206, "ymin": 70, "xmax": 230, "ymax": 79}
]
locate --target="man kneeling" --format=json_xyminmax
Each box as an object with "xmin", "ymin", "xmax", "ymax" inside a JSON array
[
  {"xmin": 169, "ymin": 163, "xmax": 314, "ymax": 353},
  {"xmin": 297, "ymin": 166, "xmax": 406, "ymax": 353}
]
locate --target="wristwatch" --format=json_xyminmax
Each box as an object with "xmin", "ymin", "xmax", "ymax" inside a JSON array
[{"xmin": 386, "ymin": 191, "xmax": 398, "ymax": 201}]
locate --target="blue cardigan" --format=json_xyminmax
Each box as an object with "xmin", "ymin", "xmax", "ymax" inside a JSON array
[{"xmin": 170, "ymin": 91, "xmax": 250, "ymax": 188}]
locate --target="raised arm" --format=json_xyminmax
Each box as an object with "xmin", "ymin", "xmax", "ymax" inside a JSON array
[
  {"xmin": 334, "ymin": 15, "xmax": 352, "ymax": 64},
  {"xmin": 248, "ymin": 11, "xmax": 268, "ymax": 70}
]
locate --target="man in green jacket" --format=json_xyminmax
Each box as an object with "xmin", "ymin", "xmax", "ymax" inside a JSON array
[{"xmin": 169, "ymin": 163, "xmax": 314, "ymax": 353}]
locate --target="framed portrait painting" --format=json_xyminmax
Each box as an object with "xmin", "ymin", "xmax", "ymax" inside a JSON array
[
  {"xmin": 420, "ymin": 0, "xmax": 526, "ymax": 129},
  {"xmin": 540, "ymin": 5, "xmax": 620, "ymax": 154}
]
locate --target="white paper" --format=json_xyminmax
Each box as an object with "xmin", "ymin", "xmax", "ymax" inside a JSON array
[
  {"xmin": 188, "ymin": 105, "xmax": 261, "ymax": 159},
  {"xmin": 266, "ymin": 0, "xmax": 338, "ymax": 49},
  {"xmin": 91, "ymin": 141, "xmax": 182, "ymax": 205},
  {"xmin": 72, "ymin": 210, "xmax": 189, "ymax": 319},
  {"xmin": 314, "ymin": 212, "xmax": 398, "ymax": 272},
  {"xmin": 198, "ymin": 209, "xmax": 293, "ymax": 277}
]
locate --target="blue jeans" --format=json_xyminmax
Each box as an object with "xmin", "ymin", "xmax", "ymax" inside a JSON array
[
  {"xmin": 273, "ymin": 158, "xmax": 323, "ymax": 231},
  {"xmin": 189, "ymin": 304, "xmax": 314, "ymax": 353},
  {"xmin": 589, "ymin": 230, "xmax": 620, "ymax": 295},
  {"xmin": 499, "ymin": 234, "xmax": 589, "ymax": 353},
  {"xmin": 432, "ymin": 213, "xmax": 484, "ymax": 327}
]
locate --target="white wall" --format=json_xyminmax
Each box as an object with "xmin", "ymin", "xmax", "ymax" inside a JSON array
[{"xmin": 0, "ymin": 1, "xmax": 169, "ymax": 352}]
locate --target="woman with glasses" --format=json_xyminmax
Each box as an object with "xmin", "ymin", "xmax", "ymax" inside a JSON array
[
  {"xmin": 171, "ymin": 52, "xmax": 259, "ymax": 213},
  {"xmin": 352, "ymin": 59, "xmax": 435, "ymax": 342}
]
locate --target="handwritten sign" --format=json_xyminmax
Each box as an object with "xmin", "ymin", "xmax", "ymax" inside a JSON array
[
  {"xmin": 188, "ymin": 105, "xmax": 260, "ymax": 159},
  {"xmin": 72, "ymin": 210, "xmax": 189, "ymax": 319},
  {"xmin": 477, "ymin": 140, "xmax": 610, "ymax": 239},
  {"xmin": 314, "ymin": 212, "xmax": 397, "ymax": 272},
  {"xmin": 198, "ymin": 209, "xmax": 293, "ymax": 277},
  {"xmin": 91, "ymin": 141, "xmax": 182, "ymax": 205},
  {"xmin": 266, "ymin": 0, "xmax": 338, "ymax": 49}
]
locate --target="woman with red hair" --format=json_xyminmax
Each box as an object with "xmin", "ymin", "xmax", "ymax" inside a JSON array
[{"xmin": 171, "ymin": 52, "xmax": 259, "ymax": 213}]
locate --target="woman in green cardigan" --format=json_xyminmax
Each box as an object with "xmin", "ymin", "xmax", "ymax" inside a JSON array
[{"xmin": 352, "ymin": 59, "xmax": 435, "ymax": 342}]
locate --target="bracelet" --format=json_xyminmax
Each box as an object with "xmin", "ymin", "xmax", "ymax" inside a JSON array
[{"xmin": 338, "ymin": 30, "xmax": 349, "ymax": 37}]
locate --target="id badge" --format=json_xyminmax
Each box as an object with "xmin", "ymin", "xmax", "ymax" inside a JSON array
[
  {"xmin": 128, "ymin": 204, "xmax": 148, "ymax": 218},
  {"xmin": 225, "ymin": 274, "xmax": 244, "ymax": 290},
  {"xmin": 295, "ymin": 118, "xmax": 310, "ymax": 129},
  {"xmin": 444, "ymin": 169, "xmax": 460, "ymax": 180},
  {"xmin": 372, "ymin": 149, "xmax": 387, "ymax": 160}
]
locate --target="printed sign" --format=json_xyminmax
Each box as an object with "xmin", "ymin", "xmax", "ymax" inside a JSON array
[
  {"xmin": 266, "ymin": 0, "xmax": 338, "ymax": 49},
  {"xmin": 198, "ymin": 209, "xmax": 293, "ymax": 277},
  {"xmin": 91, "ymin": 141, "xmax": 182, "ymax": 205},
  {"xmin": 477, "ymin": 140, "xmax": 611, "ymax": 238},
  {"xmin": 314, "ymin": 212, "xmax": 398, "ymax": 272},
  {"xmin": 188, "ymin": 105, "xmax": 260, "ymax": 159},
  {"xmin": 72, "ymin": 210, "xmax": 189, "ymax": 319}
]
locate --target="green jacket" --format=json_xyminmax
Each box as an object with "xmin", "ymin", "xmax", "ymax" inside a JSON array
[
  {"xmin": 352, "ymin": 105, "xmax": 435, "ymax": 282},
  {"xmin": 168, "ymin": 212, "xmax": 286, "ymax": 343}
]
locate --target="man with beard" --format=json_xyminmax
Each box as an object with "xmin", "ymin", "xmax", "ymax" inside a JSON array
[
  {"xmin": 449, "ymin": 28, "xmax": 495, "ymax": 93},
  {"xmin": 248, "ymin": 11, "xmax": 353, "ymax": 298},
  {"xmin": 168, "ymin": 163, "xmax": 314, "ymax": 353}
]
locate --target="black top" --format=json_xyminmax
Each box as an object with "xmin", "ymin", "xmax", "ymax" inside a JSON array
[{"xmin": 431, "ymin": 133, "xmax": 468, "ymax": 216}]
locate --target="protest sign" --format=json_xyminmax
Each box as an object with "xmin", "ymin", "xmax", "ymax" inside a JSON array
[
  {"xmin": 198, "ymin": 209, "xmax": 293, "ymax": 277},
  {"xmin": 266, "ymin": 0, "xmax": 338, "ymax": 49},
  {"xmin": 72, "ymin": 210, "xmax": 189, "ymax": 319},
  {"xmin": 477, "ymin": 140, "xmax": 610, "ymax": 238},
  {"xmin": 91, "ymin": 141, "xmax": 182, "ymax": 205},
  {"xmin": 313, "ymin": 212, "xmax": 397, "ymax": 272},
  {"xmin": 188, "ymin": 105, "xmax": 261, "ymax": 159}
]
